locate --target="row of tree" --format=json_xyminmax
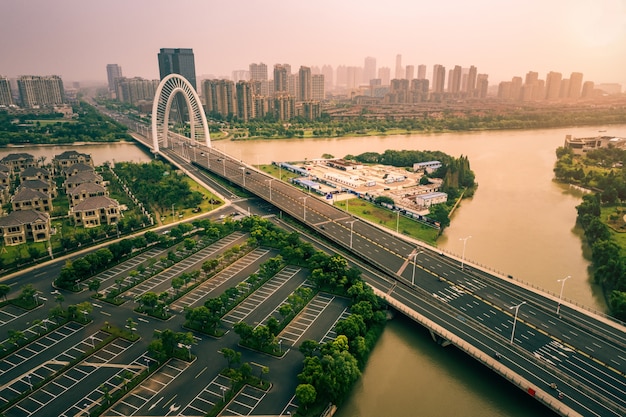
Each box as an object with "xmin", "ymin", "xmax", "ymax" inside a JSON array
[{"xmin": 555, "ymin": 146, "xmax": 626, "ymax": 319}]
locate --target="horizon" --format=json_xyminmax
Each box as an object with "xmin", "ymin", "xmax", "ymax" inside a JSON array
[{"xmin": 2, "ymin": 0, "xmax": 626, "ymax": 87}]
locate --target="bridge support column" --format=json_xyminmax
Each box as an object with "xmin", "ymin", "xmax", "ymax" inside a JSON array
[{"xmin": 429, "ymin": 330, "xmax": 452, "ymax": 347}]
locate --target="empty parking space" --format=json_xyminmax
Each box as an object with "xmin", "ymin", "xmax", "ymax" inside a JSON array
[
  {"xmin": 105, "ymin": 358, "xmax": 190, "ymax": 416},
  {"xmin": 170, "ymin": 247, "xmax": 271, "ymax": 313},
  {"xmin": 0, "ymin": 305, "xmax": 30, "ymax": 327},
  {"xmin": 221, "ymin": 266, "xmax": 301, "ymax": 326},
  {"xmin": 277, "ymin": 292, "xmax": 336, "ymax": 350}
]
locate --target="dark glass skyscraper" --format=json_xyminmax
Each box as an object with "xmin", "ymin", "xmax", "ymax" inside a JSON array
[{"xmin": 157, "ymin": 48, "xmax": 197, "ymax": 90}]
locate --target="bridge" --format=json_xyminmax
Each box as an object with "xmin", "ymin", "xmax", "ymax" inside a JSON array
[{"xmin": 120, "ymin": 75, "xmax": 626, "ymax": 417}]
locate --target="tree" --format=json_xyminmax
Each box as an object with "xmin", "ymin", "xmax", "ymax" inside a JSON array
[
  {"xmin": 295, "ymin": 384, "xmax": 317, "ymax": 411},
  {"xmin": 220, "ymin": 347, "xmax": 241, "ymax": 370},
  {"xmin": 0, "ymin": 284, "xmax": 10, "ymax": 301},
  {"xmin": 171, "ymin": 277, "xmax": 184, "ymax": 295},
  {"xmin": 88, "ymin": 279, "xmax": 101, "ymax": 295}
]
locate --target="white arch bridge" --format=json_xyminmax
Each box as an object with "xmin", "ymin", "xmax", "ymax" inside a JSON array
[{"xmin": 151, "ymin": 74, "xmax": 211, "ymax": 154}]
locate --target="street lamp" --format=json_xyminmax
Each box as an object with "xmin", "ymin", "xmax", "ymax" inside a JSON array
[
  {"xmin": 299, "ymin": 196, "xmax": 308, "ymax": 222},
  {"xmin": 347, "ymin": 220, "xmax": 357, "ymax": 249},
  {"xmin": 408, "ymin": 250, "xmax": 424, "ymax": 286},
  {"xmin": 396, "ymin": 211, "xmax": 400, "ymax": 233},
  {"xmin": 144, "ymin": 357, "xmax": 150, "ymax": 369},
  {"xmin": 278, "ymin": 338, "xmax": 283, "ymax": 353},
  {"xmin": 220, "ymin": 386, "xmax": 227, "ymax": 401},
  {"xmin": 556, "ymin": 275, "xmax": 571, "ymax": 315},
  {"xmin": 26, "ymin": 374, "xmax": 32, "ymax": 390},
  {"xmin": 459, "ymin": 235, "xmax": 472, "ymax": 270},
  {"xmin": 265, "ymin": 179, "xmax": 274, "ymax": 201},
  {"xmin": 509, "ymin": 301, "xmax": 527, "ymax": 344}
]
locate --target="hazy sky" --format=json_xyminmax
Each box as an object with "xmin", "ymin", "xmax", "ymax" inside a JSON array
[{"xmin": 3, "ymin": 0, "xmax": 625, "ymax": 86}]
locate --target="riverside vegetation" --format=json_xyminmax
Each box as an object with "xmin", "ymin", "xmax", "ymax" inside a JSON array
[{"xmin": 554, "ymin": 146, "xmax": 626, "ymax": 320}]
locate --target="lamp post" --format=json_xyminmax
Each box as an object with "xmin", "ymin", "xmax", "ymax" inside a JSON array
[
  {"xmin": 26, "ymin": 374, "xmax": 32, "ymax": 390},
  {"xmin": 408, "ymin": 250, "xmax": 424, "ymax": 286},
  {"xmin": 347, "ymin": 220, "xmax": 357, "ymax": 248},
  {"xmin": 278, "ymin": 338, "xmax": 283, "ymax": 354},
  {"xmin": 556, "ymin": 275, "xmax": 571, "ymax": 315},
  {"xmin": 220, "ymin": 386, "xmax": 227, "ymax": 401},
  {"xmin": 396, "ymin": 211, "xmax": 400, "ymax": 233},
  {"xmin": 509, "ymin": 301, "xmax": 527, "ymax": 344},
  {"xmin": 299, "ymin": 196, "xmax": 308, "ymax": 222},
  {"xmin": 459, "ymin": 235, "xmax": 472, "ymax": 270},
  {"xmin": 265, "ymin": 179, "xmax": 274, "ymax": 201}
]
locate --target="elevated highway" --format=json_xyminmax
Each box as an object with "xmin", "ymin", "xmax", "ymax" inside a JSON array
[{"xmin": 129, "ymin": 127, "xmax": 625, "ymax": 417}]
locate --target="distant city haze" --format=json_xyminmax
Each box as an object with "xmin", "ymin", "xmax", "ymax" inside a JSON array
[{"xmin": 2, "ymin": 0, "xmax": 625, "ymax": 86}]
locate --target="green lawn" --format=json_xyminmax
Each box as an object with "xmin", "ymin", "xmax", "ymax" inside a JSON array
[{"xmin": 334, "ymin": 198, "xmax": 440, "ymax": 245}]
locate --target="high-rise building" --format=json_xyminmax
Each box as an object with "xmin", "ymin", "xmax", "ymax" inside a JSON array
[
  {"xmin": 298, "ymin": 66, "xmax": 312, "ymax": 101},
  {"xmin": 231, "ymin": 70, "xmax": 249, "ymax": 83},
  {"xmin": 115, "ymin": 77, "xmax": 159, "ymax": 104},
  {"xmin": 510, "ymin": 76, "xmax": 523, "ymax": 101},
  {"xmin": 432, "ymin": 64, "xmax": 446, "ymax": 93},
  {"xmin": 448, "ymin": 65, "xmax": 462, "ymax": 94},
  {"xmin": 312, "ymin": 74, "xmax": 325, "ymax": 101},
  {"xmin": 346, "ymin": 67, "xmax": 361, "ymax": 89},
  {"xmin": 525, "ymin": 71, "xmax": 539, "ymax": 85},
  {"xmin": 158, "ymin": 48, "xmax": 197, "ymax": 89},
  {"xmin": 0, "ymin": 76, "xmax": 13, "ymax": 106},
  {"xmin": 395, "ymin": 54, "xmax": 403, "ymax": 80},
  {"xmin": 560, "ymin": 78, "xmax": 570, "ymax": 99},
  {"xmin": 476, "ymin": 74, "xmax": 489, "ymax": 98},
  {"xmin": 405, "ymin": 65, "xmax": 415, "ymax": 80},
  {"xmin": 106, "ymin": 64, "xmax": 122, "ymax": 93},
  {"xmin": 568, "ymin": 72, "xmax": 583, "ymax": 99},
  {"xmin": 202, "ymin": 79, "xmax": 235, "ymax": 117},
  {"xmin": 378, "ymin": 67, "xmax": 391, "ymax": 86},
  {"xmin": 336, "ymin": 65, "xmax": 347, "ymax": 88},
  {"xmin": 321, "ymin": 65, "xmax": 334, "ymax": 91},
  {"xmin": 249, "ymin": 63, "xmax": 268, "ymax": 82},
  {"xmin": 581, "ymin": 81, "xmax": 595, "ymax": 98},
  {"xmin": 417, "ymin": 65, "xmax": 427, "ymax": 80},
  {"xmin": 17, "ymin": 75, "xmax": 65, "ymax": 108},
  {"xmin": 364, "ymin": 57, "xmax": 377, "ymax": 85},
  {"xmin": 273, "ymin": 64, "xmax": 289, "ymax": 93},
  {"xmin": 466, "ymin": 66, "xmax": 477, "ymax": 96},
  {"xmin": 236, "ymin": 81, "xmax": 255, "ymax": 122},
  {"xmin": 545, "ymin": 71, "xmax": 562, "ymax": 99}
]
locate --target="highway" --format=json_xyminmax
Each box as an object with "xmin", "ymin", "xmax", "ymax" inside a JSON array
[{"xmin": 149, "ymin": 132, "xmax": 626, "ymax": 417}]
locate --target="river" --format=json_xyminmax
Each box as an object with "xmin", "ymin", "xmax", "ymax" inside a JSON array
[{"xmin": 2, "ymin": 124, "xmax": 624, "ymax": 416}]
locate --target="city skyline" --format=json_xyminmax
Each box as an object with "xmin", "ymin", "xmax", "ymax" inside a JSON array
[{"xmin": 2, "ymin": 0, "xmax": 625, "ymax": 86}]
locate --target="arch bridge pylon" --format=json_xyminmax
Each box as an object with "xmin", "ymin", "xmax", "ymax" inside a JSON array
[{"xmin": 151, "ymin": 74, "xmax": 211, "ymax": 154}]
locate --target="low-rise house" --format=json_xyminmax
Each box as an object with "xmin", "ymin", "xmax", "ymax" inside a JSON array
[
  {"xmin": 0, "ymin": 153, "xmax": 36, "ymax": 172},
  {"xmin": 53, "ymin": 150, "xmax": 94, "ymax": 171},
  {"xmin": 61, "ymin": 162, "xmax": 95, "ymax": 178},
  {"xmin": 20, "ymin": 166, "xmax": 52, "ymax": 183},
  {"xmin": 0, "ymin": 171, "xmax": 10, "ymax": 188},
  {"xmin": 64, "ymin": 171, "xmax": 103, "ymax": 193},
  {"xmin": 70, "ymin": 196, "xmax": 120, "ymax": 228},
  {"xmin": 11, "ymin": 188, "xmax": 53, "ymax": 212},
  {"xmin": 0, "ymin": 209, "xmax": 50, "ymax": 245},
  {"xmin": 19, "ymin": 179, "xmax": 57, "ymax": 198},
  {"xmin": 0, "ymin": 184, "xmax": 9, "ymax": 206},
  {"xmin": 67, "ymin": 183, "xmax": 108, "ymax": 207}
]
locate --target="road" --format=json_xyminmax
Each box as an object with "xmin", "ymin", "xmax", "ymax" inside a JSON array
[{"xmin": 154, "ymin": 134, "xmax": 626, "ymax": 417}]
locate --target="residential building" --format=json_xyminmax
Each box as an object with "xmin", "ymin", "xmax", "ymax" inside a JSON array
[
  {"xmin": 61, "ymin": 163, "xmax": 95, "ymax": 178},
  {"xmin": 363, "ymin": 57, "xmax": 376, "ymax": 85},
  {"xmin": 67, "ymin": 183, "xmax": 108, "ymax": 207},
  {"xmin": 106, "ymin": 64, "xmax": 123, "ymax": 93},
  {"xmin": 475, "ymin": 74, "xmax": 489, "ymax": 98},
  {"xmin": 395, "ymin": 54, "xmax": 403, "ymax": 80},
  {"xmin": 321, "ymin": 65, "xmax": 334, "ymax": 91},
  {"xmin": 378, "ymin": 67, "xmax": 391, "ymax": 86},
  {"xmin": 0, "ymin": 153, "xmax": 36, "ymax": 172},
  {"xmin": 17, "ymin": 75, "xmax": 65, "ymax": 108},
  {"xmin": 64, "ymin": 171, "xmax": 104, "ymax": 194},
  {"xmin": 0, "ymin": 209, "xmax": 50, "ymax": 246},
  {"xmin": 18, "ymin": 179, "xmax": 56, "ymax": 199},
  {"xmin": 432, "ymin": 64, "xmax": 446, "ymax": 93},
  {"xmin": 70, "ymin": 196, "xmax": 121, "ymax": 228},
  {"xmin": 20, "ymin": 166, "xmax": 51, "ymax": 183},
  {"xmin": 273, "ymin": 64, "xmax": 289, "ymax": 93},
  {"xmin": 298, "ymin": 66, "xmax": 312, "ymax": 101},
  {"xmin": 115, "ymin": 77, "xmax": 159, "ymax": 105},
  {"xmin": 417, "ymin": 65, "xmax": 427, "ymax": 80},
  {"xmin": 202, "ymin": 79, "xmax": 236, "ymax": 117},
  {"xmin": 53, "ymin": 150, "xmax": 94, "ymax": 171},
  {"xmin": 235, "ymin": 81, "xmax": 254, "ymax": 122},
  {"xmin": 11, "ymin": 188, "xmax": 53, "ymax": 212},
  {"xmin": 273, "ymin": 94, "xmax": 295, "ymax": 120},
  {"xmin": 0, "ymin": 76, "xmax": 13, "ymax": 106},
  {"xmin": 405, "ymin": 65, "xmax": 415, "ymax": 81},
  {"xmin": 545, "ymin": 71, "xmax": 562, "ymax": 99},
  {"xmin": 568, "ymin": 72, "xmax": 583, "ymax": 99},
  {"xmin": 415, "ymin": 192, "xmax": 448, "ymax": 208},
  {"xmin": 312, "ymin": 75, "xmax": 325, "ymax": 101},
  {"xmin": 249, "ymin": 63, "xmax": 268, "ymax": 82}
]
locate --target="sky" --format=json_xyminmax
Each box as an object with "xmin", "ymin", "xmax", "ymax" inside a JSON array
[{"xmin": 2, "ymin": 0, "xmax": 626, "ymax": 86}]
